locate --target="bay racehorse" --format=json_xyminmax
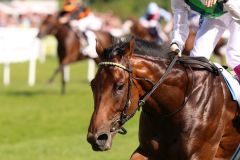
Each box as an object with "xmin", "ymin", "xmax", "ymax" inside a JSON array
[
  {"xmin": 38, "ymin": 14, "xmax": 113, "ymax": 94},
  {"xmin": 87, "ymin": 37, "xmax": 240, "ymax": 159},
  {"xmin": 126, "ymin": 17, "xmax": 169, "ymax": 44}
]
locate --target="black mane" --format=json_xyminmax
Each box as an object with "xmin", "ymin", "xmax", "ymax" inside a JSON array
[{"xmin": 103, "ymin": 38, "xmax": 175, "ymax": 60}]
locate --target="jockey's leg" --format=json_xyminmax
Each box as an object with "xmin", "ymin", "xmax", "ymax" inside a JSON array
[
  {"xmin": 82, "ymin": 30, "xmax": 98, "ymax": 58},
  {"xmin": 79, "ymin": 31, "xmax": 88, "ymax": 49},
  {"xmin": 190, "ymin": 16, "xmax": 225, "ymax": 59},
  {"xmin": 234, "ymin": 66, "xmax": 240, "ymax": 80},
  {"xmin": 225, "ymin": 16, "xmax": 240, "ymax": 79}
]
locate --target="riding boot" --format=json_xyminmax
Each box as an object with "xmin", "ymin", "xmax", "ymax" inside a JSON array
[{"xmin": 234, "ymin": 64, "xmax": 240, "ymax": 80}]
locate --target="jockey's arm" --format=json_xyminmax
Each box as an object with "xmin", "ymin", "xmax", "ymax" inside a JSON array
[
  {"xmin": 224, "ymin": 0, "xmax": 240, "ymax": 24},
  {"xmin": 203, "ymin": 0, "xmax": 240, "ymax": 24},
  {"xmin": 159, "ymin": 8, "xmax": 173, "ymax": 33},
  {"xmin": 171, "ymin": 0, "xmax": 190, "ymax": 51}
]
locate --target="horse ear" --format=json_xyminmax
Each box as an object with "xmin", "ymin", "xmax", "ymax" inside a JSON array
[
  {"xmin": 96, "ymin": 40, "xmax": 104, "ymax": 58},
  {"xmin": 124, "ymin": 36, "xmax": 135, "ymax": 58}
]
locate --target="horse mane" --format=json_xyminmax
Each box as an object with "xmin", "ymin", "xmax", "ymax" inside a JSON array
[
  {"xmin": 104, "ymin": 37, "xmax": 221, "ymax": 75},
  {"xmin": 103, "ymin": 37, "xmax": 175, "ymax": 60}
]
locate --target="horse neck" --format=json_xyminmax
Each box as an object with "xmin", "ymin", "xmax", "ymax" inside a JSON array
[
  {"xmin": 55, "ymin": 24, "xmax": 77, "ymax": 44},
  {"xmin": 54, "ymin": 24, "xmax": 80, "ymax": 58},
  {"xmin": 131, "ymin": 55, "xmax": 189, "ymax": 115}
]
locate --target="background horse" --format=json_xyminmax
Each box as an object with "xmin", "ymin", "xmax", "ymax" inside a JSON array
[
  {"xmin": 38, "ymin": 14, "xmax": 113, "ymax": 94},
  {"xmin": 125, "ymin": 17, "xmax": 170, "ymax": 44},
  {"xmin": 87, "ymin": 38, "xmax": 240, "ymax": 159}
]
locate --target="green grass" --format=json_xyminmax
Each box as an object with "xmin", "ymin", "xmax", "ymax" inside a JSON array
[
  {"xmin": 0, "ymin": 58, "xmax": 140, "ymax": 160},
  {"xmin": 90, "ymin": 0, "xmax": 170, "ymax": 19},
  {"xmin": 58, "ymin": 0, "xmax": 171, "ymax": 19}
]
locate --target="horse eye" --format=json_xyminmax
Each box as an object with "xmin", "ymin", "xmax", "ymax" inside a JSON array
[{"xmin": 116, "ymin": 83, "xmax": 124, "ymax": 91}]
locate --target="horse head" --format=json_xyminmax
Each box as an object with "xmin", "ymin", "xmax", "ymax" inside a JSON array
[
  {"xmin": 87, "ymin": 37, "xmax": 182, "ymax": 151},
  {"xmin": 87, "ymin": 38, "xmax": 142, "ymax": 151},
  {"xmin": 38, "ymin": 14, "xmax": 59, "ymax": 38}
]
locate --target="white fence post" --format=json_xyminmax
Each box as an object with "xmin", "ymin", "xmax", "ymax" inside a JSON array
[
  {"xmin": 28, "ymin": 59, "xmax": 36, "ymax": 86},
  {"xmin": 3, "ymin": 63, "xmax": 10, "ymax": 86},
  {"xmin": 64, "ymin": 65, "xmax": 70, "ymax": 82},
  {"xmin": 0, "ymin": 27, "xmax": 40, "ymax": 86}
]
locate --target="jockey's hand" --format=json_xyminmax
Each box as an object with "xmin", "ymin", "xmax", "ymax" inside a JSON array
[
  {"xmin": 170, "ymin": 43, "xmax": 182, "ymax": 57},
  {"xmin": 204, "ymin": 0, "xmax": 217, "ymax": 7}
]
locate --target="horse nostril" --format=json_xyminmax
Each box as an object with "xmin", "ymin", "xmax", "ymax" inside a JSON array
[{"xmin": 96, "ymin": 133, "xmax": 108, "ymax": 146}]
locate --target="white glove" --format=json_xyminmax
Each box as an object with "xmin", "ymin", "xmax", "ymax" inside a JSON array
[{"xmin": 170, "ymin": 43, "xmax": 182, "ymax": 57}]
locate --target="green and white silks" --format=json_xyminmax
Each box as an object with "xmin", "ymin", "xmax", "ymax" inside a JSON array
[{"xmin": 184, "ymin": 0, "xmax": 226, "ymax": 18}]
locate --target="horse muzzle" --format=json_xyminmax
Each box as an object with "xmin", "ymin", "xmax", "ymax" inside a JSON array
[{"xmin": 87, "ymin": 132, "xmax": 113, "ymax": 151}]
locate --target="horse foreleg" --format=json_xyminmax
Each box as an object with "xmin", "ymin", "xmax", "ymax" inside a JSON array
[
  {"xmin": 130, "ymin": 147, "xmax": 149, "ymax": 160},
  {"xmin": 48, "ymin": 67, "xmax": 61, "ymax": 84},
  {"xmin": 60, "ymin": 65, "xmax": 66, "ymax": 95},
  {"xmin": 48, "ymin": 64, "xmax": 66, "ymax": 94}
]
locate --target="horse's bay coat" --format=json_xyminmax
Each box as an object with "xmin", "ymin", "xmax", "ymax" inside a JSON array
[{"xmin": 87, "ymin": 38, "xmax": 240, "ymax": 160}]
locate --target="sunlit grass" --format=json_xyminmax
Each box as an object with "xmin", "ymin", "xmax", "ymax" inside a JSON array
[{"xmin": 0, "ymin": 58, "xmax": 139, "ymax": 160}]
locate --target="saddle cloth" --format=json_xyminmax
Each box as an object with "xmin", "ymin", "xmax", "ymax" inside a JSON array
[
  {"xmin": 214, "ymin": 63, "xmax": 240, "ymax": 107},
  {"xmin": 214, "ymin": 63, "xmax": 240, "ymax": 160}
]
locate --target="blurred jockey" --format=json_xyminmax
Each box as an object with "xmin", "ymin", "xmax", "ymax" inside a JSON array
[
  {"xmin": 63, "ymin": 0, "xmax": 79, "ymax": 12},
  {"xmin": 59, "ymin": 0, "xmax": 102, "ymax": 58},
  {"xmin": 59, "ymin": 0, "xmax": 83, "ymax": 20},
  {"xmin": 69, "ymin": 6, "xmax": 102, "ymax": 58},
  {"xmin": 140, "ymin": 2, "xmax": 172, "ymax": 44},
  {"xmin": 171, "ymin": 0, "xmax": 240, "ymax": 80}
]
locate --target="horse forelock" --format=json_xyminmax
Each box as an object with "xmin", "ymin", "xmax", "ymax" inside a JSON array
[{"xmin": 103, "ymin": 42, "xmax": 126, "ymax": 60}]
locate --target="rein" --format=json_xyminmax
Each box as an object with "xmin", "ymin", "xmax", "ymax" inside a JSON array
[
  {"xmin": 98, "ymin": 55, "xmax": 183, "ymax": 134},
  {"xmin": 138, "ymin": 55, "xmax": 179, "ymax": 108}
]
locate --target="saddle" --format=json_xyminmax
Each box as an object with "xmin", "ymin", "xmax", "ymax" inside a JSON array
[{"xmin": 178, "ymin": 56, "xmax": 221, "ymax": 75}]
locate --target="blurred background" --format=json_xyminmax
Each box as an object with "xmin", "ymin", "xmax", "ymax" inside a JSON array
[{"xmin": 0, "ymin": 0, "xmax": 226, "ymax": 160}]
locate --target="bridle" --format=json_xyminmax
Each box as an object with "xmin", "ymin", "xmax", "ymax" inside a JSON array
[
  {"xmin": 98, "ymin": 55, "xmax": 193, "ymax": 135},
  {"xmin": 98, "ymin": 55, "xmax": 191, "ymax": 134}
]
